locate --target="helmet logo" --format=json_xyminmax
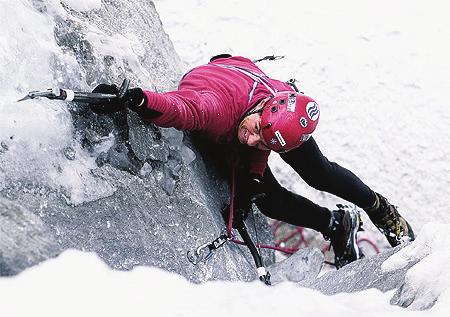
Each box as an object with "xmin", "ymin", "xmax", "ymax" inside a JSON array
[
  {"xmin": 287, "ymin": 93, "xmax": 296, "ymax": 112},
  {"xmin": 306, "ymin": 102, "xmax": 319, "ymax": 121},
  {"xmin": 274, "ymin": 130, "xmax": 286, "ymax": 147},
  {"xmin": 270, "ymin": 138, "xmax": 277, "ymax": 145},
  {"xmin": 299, "ymin": 117, "xmax": 308, "ymax": 128}
]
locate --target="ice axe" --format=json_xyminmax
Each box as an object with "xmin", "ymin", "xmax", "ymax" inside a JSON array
[{"xmin": 17, "ymin": 79, "xmax": 130, "ymax": 104}]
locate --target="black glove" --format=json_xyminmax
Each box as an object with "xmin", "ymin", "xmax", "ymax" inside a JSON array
[
  {"xmin": 90, "ymin": 84, "xmax": 146, "ymax": 114},
  {"xmin": 231, "ymin": 175, "xmax": 265, "ymax": 227}
]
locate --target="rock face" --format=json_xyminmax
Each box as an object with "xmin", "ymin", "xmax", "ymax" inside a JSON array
[
  {"xmin": 0, "ymin": 198, "xmax": 61, "ymax": 276},
  {"xmin": 310, "ymin": 246, "xmax": 415, "ymax": 294},
  {"xmin": 268, "ymin": 248, "xmax": 324, "ymax": 285},
  {"xmin": 0, "ymin": 0, "xmax": 274, "ymax": 281}
]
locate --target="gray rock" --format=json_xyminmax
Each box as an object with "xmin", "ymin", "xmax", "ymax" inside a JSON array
[
  {"xmin": 311, "ymin": 244, "xmax": 417, "ymax": 294},
  {"xmin": 0, "ymin": 1, "xmax": 274, "ymax": 283},
  {"xmin": 128, "ymin": 112, "xmax": 169, "ymax": 163},
  {"xmin": 269, "ymin": 248, "xmax": 324, "ymax": 285},
  {"xmin": 96, "ymin": 142, "xmax": 143, "ymax": 175},
  {"xmin": 0, "ymin": 198, "xmax": 61, "ymax": 276}
]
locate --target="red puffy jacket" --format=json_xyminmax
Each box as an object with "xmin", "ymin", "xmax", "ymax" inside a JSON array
[{"xmin": 141, "ymin": 56, "xmax": 294, "ymax": 176}]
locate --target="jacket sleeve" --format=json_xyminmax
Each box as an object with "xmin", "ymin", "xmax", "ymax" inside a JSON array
[{"xmin": 140, "ymin": 90, "xmax": 208, "ymax": 131}]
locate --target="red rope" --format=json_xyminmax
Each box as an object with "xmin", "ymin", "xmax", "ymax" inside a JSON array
[
  {"xmin": 271, "ymin": 220, "xmax": 283, "ymax": 236},
  {"xmin": 357, "ymin": 237, "xmax": 381, "ymax": 254},
  {"xmin": 227, "ymin": 164, "xmax": 236, "ymax": 239}
]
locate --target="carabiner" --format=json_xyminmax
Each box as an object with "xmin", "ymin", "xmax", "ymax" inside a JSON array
[
  {"xmin": 187, "ymin": 242, "xmax": 213, "ymax": 265},
  {"xmin": 187, "ymin": 234, "xmax": 229, "ymax": 265}
]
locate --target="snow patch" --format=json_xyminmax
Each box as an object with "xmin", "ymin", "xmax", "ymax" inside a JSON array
[
  {"xmin": 0, "ymin": 250, "xmax": 412, "ymax": 317},
  {"xmin": 382, "ymin": 223, "xmax": 450, "ymax": 310}
]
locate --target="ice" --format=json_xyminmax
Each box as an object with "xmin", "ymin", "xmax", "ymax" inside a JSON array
[
  {"xmin": 1, "ymin": 0, "xmax": 450, "ymax": 314},
  {"xmin": 180, "ymin": 145, "xmax": 196, "ymax": 166},
  {"xmin": 63, "ymin": 146, "xmax": 76, "ymax": 160},
  {"xmin": 139, "ymin": 162, "xmax": 153, "ymax": 177},
  {"xmin": 0, "ymin": 1, "xmax": 117, "ymax": 205},
  {"xmin": 161, "ymin": 168, "xmax": 176, "ymax": 195},
  {"xmin": 160, "ymin": 127, "xmax": 183, "ymax": 149}
]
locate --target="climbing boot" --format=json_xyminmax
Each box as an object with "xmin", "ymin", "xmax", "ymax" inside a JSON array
[
  {"xmin": 365, "ymin": 193, "xmax": 415, "ymax": 247},
  {"xmin": 325, "ymin": 205, "xmax": 361, "ymax": 269}
]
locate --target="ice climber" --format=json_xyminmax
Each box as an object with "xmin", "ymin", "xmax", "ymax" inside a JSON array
[{"xmin": 90, "ymin": 54, "xmax": 415, "ymax": 268}]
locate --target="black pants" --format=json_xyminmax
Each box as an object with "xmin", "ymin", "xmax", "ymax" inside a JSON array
[{"xmin": 255, "ymin": 137, "xmax": 376, "ymax": 234}]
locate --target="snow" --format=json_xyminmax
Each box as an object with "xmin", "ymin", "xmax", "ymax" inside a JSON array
[
  {"xmin": 1, "ymin": 0, "xmax": 450, "ymax": 315},
  {"xmin": 154, "ymin": 0, "xmax": 450, "ymax": 234},
  {"xmin": 0, "ymin": 241, "xmax": 449, "ymax": 317},
  {"xmin": 382, "ymin": 223, "xmax": 450, "ymax": 310}
]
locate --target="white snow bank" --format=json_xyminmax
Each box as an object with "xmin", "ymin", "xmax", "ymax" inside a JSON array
[
  {"xmin": 382, "ymin": 223, "xmax": 450, "ymax": 310},
  {"xmin": 2, "ymin": 223, "xmax": 450, "ymax": 316},
  {"xmin": 0, "ymin": 250, "xmax": 401, "ymax": 317}
]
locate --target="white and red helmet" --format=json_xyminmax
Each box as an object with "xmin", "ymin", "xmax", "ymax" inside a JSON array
[{"xmin": 260, "ymin": 92, "xmax": 320, "ymax": 152}]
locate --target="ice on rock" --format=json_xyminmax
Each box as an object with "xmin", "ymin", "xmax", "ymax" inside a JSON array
[
  {"xmin": 139, "ymin": 162, "xmax": 153, "ymax": 177},
  {"xmin": 161, "ymin": 167, "xmax": 176, "ymax": 195},
  {"xmin": 382, "ymin": 223, "xmax": 450, "ymax": 310},
  {"xmin": 160, "ymin": 128, "xmax": 183, "ymax": 149},
  {"xmin": 180, "ymin": 145, "xmax": 196, "ymax": 166}
]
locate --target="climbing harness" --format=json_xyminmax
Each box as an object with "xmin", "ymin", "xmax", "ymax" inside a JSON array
[{"xmin": 214, "ymin": 63, "xmax": 278, "ymax": 102}]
